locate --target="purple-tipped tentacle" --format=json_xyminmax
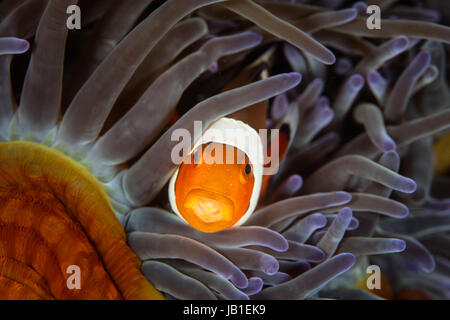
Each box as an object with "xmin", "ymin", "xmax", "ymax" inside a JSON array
[{"xmin": 254, "ymin": 253, "xmax": 356, "ymax": 299}]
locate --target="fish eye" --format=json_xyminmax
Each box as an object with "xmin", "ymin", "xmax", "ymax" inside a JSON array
[{"xmin": 245, "ymin": 163, "xmax": 251, "ymax": 175}]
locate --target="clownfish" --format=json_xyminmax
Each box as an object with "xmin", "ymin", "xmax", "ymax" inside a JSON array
[
  {"xmin": 168, "ymin": 48, "xmax": 294, "ymax": 233},
  {"xmin": 167, "ymin": 114, "xmax": 293, "ymax": 233},
  {"xmin": 168, "ymin": 117, "xmax": 264, "ymax": 233}
]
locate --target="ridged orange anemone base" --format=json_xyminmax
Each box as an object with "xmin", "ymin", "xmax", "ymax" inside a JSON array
[{"xmin": 0, "ymin": 141, "xmax": 163, "ymax": 300}]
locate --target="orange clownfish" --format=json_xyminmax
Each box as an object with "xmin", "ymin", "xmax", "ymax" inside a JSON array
[
  {"xmin": 168, "ymin": 117, "xmax": 264, "ymax": 233},
  {"xmin": 168, "ymin": 48, "xmax": 295, "ymax": 233}
]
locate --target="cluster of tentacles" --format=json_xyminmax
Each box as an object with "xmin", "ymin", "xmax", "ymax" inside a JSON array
[{"xmin": 0, "ymin": 0, "xmax": 449, "ymax": 299}]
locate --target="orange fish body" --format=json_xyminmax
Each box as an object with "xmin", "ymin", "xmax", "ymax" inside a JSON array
[{"xmin": 169, "ymin": 117, "xmax": 264, "ymax": 232}]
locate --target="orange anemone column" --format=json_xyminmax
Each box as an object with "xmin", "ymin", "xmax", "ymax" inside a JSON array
[{"xmin": 0, "ymin": 141, "xmax": 163, "ymax": 300}]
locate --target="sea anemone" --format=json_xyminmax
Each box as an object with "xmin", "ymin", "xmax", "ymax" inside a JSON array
[{"xmin": 0, "ymin": 0, "xmax": 449, "ymax": 300}]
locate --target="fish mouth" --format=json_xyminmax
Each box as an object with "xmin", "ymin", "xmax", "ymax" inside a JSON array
[{"xmin": 181, "ymin": 188, "xmax": 235, "ymax": 224}]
